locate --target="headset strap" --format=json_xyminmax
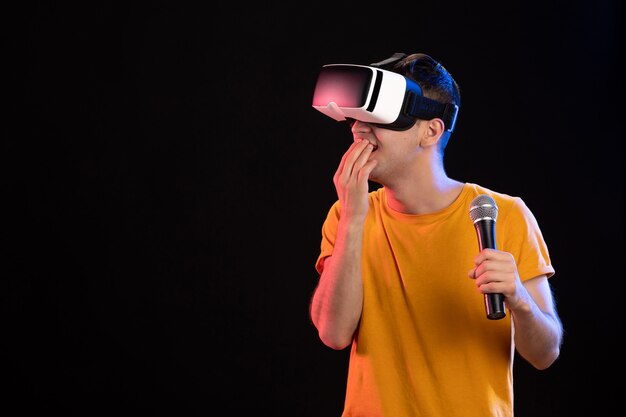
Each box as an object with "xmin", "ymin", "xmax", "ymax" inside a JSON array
[
  {"xmin": 371, "ymin": 53, "xmax": 459, "ymax": 132},
  {"xmin": 405, "ymin": 94, "xmax": 459, "ymax": 133},
  {"xmin": 370, "ymin": 52, "xmax": 407, "ymax": 69}
]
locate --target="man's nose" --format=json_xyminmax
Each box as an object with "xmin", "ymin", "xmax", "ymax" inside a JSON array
[{"xmin": 351, "ymin": 119, "xmax": 372, "ymax": 132}]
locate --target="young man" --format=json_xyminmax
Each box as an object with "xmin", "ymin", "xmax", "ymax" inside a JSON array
[{"xmin": 309, "ymin": 52, "xmax": 563, "ymax": 416}]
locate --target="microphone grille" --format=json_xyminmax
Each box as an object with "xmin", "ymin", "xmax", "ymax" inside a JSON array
[{"xmin": 469, "ymin": 194, "xmax": 498, "ymax": 223}]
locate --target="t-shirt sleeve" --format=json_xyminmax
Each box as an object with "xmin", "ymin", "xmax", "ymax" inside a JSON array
[
  {"xmin": 315, "ymin": 201, "xmax": 341, "ymax": 275},
  {"xmin": 499, "ymin": 197, "xmax": 555, "ymax": 282}
]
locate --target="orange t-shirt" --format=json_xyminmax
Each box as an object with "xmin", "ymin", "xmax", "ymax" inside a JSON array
[{"xmin": 315, "ymin": 183, "xmax": 555, "ymax": 417}]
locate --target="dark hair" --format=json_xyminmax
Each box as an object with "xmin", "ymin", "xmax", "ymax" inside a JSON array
[
  {"xmin": 394, "ymin": 53, "xmax": 460, "ymax": 107},
  {"xmin": 392, "ymin": 53, "xmax": 461, "ymax": 151}
]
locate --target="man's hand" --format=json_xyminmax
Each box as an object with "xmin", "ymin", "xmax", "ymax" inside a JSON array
[{"xmin": 333, "ymin": 139, "xmax": 378, "ymax": 221}]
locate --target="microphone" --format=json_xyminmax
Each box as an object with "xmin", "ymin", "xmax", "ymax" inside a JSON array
[{"xmin": 469, "ymin": 194, "xmax": 506, "ymax": 320}]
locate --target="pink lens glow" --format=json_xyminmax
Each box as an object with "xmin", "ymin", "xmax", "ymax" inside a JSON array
[{"xmin": 312, "ymin": 66, "xmax": 372, "ymax": 108}]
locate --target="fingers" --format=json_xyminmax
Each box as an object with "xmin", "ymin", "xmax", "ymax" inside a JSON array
[
  {"xmin": 468, "ymin": 249, "xmax": 518, "ymax": 295},
  {"xmin": 472, "ymin": 248, "xmax": 501, "ymax": 264},
  {"xmin": 335, "ymin": 140, "xmax": 362, "ymax": 179},
  {"xmin": 358, "ymin": 158, "xmax": 378, "ymax": 184},
  {"xmin": 334, "ymin": 139, "xmax": 374, "ymax": 184},
  {"xmin": 467, "ymin": 267, "xmax": 477, "ymax": 279},
  {"xmin": 471, "ymin": 250, "xmax": 514, "ymax": 275}
]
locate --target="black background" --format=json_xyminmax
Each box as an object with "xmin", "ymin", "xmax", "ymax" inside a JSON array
[{"xmin": 4, "ymin": 2, "xmax": 624, "ymax": 416}]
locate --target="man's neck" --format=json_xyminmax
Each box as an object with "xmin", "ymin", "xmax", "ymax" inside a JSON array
[{"xmin": 384, "ymin": 172, "xmax": 464, "ymax": 215}]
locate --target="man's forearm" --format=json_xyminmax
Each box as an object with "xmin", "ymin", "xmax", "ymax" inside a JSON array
[{"xmin": 311, "ymin": 219, "xmax": 365, "ymax": 350}]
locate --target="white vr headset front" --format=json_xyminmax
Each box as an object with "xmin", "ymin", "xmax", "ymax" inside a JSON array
[{"xmin": 312, "ymin": 63, "xmax": 458, "ymax": 132}]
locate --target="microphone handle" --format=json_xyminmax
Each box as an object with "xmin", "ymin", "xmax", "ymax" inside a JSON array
[
  {"xmin": 475, "ymin": 219, "xmax": 506, "ymax": 320},
  {"xmin": 485, "ymin": 293, "xmax": 506, "ymax": 320}
]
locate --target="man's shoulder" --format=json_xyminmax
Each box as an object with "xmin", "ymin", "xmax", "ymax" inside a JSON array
[{"xmin": 465, "ymin": 182, "xmax": 525, "ymax": 214}]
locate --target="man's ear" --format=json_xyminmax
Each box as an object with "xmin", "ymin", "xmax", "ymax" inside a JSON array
[{"xmin": 421, "ymin": 118, "xmax": 445, "ymax": 147}]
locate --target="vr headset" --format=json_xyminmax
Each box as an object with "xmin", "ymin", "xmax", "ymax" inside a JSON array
[{"xmin": 312, "ymin": 59, "xmax": 459, "ymax": 132}]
